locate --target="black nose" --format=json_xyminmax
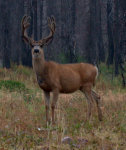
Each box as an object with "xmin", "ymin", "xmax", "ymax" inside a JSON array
[{"xmin": 34, "ymin": 49, "xmax": 39, "ymax": 53}]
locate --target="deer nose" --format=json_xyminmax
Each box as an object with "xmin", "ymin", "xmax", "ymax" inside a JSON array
[{"xmin": 34, "ymin": 49, "xmax": 39, "ymax": 53}]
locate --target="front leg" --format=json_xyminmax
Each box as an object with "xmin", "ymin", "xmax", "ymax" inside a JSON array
[
  {"xmin": 51, "ymin": 89, "xmax": 59, "ymax": 124},
  {"xmin": 43, "ymin": 91, "xmax": 50, "ymax": 123}
]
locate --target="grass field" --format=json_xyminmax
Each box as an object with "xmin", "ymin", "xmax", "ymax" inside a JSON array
[{"xmin": 0, "ymin": 64, "xmax": 126, "ymax": 150}]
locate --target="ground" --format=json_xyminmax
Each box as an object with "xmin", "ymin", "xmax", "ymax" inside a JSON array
[{"xmin": 0, "ymin": 64, "xmax": 126, "ymax": 150}]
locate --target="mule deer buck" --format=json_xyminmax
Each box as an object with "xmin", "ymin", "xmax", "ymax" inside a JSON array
[{"xmin": 21, "ymin": 15, "xmax": 102, "ymax": 124}]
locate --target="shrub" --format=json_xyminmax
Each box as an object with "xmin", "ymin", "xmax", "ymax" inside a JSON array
[
  {"xmin": 16, "ymin": 65, "xmax": 33, "ymax": 76},
  {"xmin": 0, "ymin": 80, "xmax": 26, "ymax": 92}
]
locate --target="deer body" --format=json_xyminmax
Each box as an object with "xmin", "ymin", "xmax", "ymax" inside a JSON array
[
  {"xmin": 22, "ymin": 16, "xmax": 102, "ymax": 124},
  {"xmin": 33, "ymin": 59, "xmax": 97, "ymax": 93}
]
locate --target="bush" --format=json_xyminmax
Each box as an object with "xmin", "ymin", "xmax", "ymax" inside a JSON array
[
  {"xmin": 0, "ymin": 80, "xmax": 26, "ymax": 92},
  {"xmin": 16, "ymin": 65, "xmax": 33, "ymax": 76}
]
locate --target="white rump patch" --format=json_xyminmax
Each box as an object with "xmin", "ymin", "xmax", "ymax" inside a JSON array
[{"xmin": 95, "ymin": 66, "xmax": 98, "ymax": 79}]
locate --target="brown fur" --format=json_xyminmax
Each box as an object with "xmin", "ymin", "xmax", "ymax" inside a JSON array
[
  {"xmin": 21, "ymin": 15, "xmax": 102, "ymax": 124},
  {"xmin": 34, "ymin": 60, "xmax": 97, "ymax": 93}
]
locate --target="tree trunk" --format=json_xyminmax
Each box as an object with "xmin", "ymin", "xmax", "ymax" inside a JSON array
[
  {"xmin": 3, "ymin": 1, "xmax": 10, "ymax": 68},
  {"xmin": 32, "ymin": 0, "xmax": 38, "ymax": 40},
  {"xmin": 106, "ymin": 0, "xmax": 114, "ymax": 66},
  {"xmin": 113, "ymin": 0, "xmax": 119, "ymax": 75}
]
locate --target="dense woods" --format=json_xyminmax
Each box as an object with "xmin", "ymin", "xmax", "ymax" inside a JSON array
[
  {"xmin": 0, "ymin": 0, "xmax": 125, "ymax": 77},
  {"xmin": 0, "ymin": 1, "xmax": 126, "ymax": 149}
]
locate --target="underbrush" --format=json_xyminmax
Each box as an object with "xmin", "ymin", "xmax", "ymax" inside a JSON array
[
  {"xmin": 0, "ymin": 64, "xmax": 125, "ymax": 149},
  {"xmin": 98, "ymin": 63, "xmax": 126, "ymax": 91},
  {"xmin": 0, "ymin": 80, "xmax": 26, "ymax": 92}
]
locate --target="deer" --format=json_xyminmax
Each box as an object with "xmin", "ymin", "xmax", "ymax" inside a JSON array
[{"xmin": 21, "ymin": 15, "xmax": 102, "ymax": 124}]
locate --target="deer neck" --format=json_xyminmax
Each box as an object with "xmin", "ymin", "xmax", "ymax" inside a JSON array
[{"xmin": 32, "ymin": 56, "xmax": 45, "ymax": 77}]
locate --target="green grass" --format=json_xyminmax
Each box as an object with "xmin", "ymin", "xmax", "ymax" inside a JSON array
[
  {"xmin": 0, "ymin": 64, "xmax": 125, "ymax": 149},
  {"xmin": 98, "ymin": 63, "xmax": 126, "ymax": 90},
  {"xmin": 0, "ymin": 80, "xmax": 26, "ymax": 92}
]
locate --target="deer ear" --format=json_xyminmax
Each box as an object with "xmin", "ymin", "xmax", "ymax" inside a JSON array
[{"xmin": 31, "ymin": 44, "xmax": 34, "ymax": 48}]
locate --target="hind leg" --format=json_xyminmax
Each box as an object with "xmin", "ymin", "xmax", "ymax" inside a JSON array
[
  {"xmin": 92, "ymin": 90, "xmax": 102, "ymax": 121},
  {"xmin": 81, "ymin": 86, "xmax": 95, "ymax": 120}
]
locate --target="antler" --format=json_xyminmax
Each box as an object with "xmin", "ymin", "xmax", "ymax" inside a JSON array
[
  {"xmin": 39, "ymin": 16, "xmax": 56, "ymax": 46},
  {"xmin": 21, "ymin": 15, "xmax": 35, "ymax": 46}
]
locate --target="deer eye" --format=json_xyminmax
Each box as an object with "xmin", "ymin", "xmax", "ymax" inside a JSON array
[
  {"xmin": 40, "ymin": 45, "xmax": 43, "ymax": 48},
  {"xmin": 31, "ymin": 45, "xmax": 34, "ymax": 48}
]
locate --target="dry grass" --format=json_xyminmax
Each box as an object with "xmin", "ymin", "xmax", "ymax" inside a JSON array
[{"xmin": 0, "ymin": 66, "xmax": 126, "ymax": 150}]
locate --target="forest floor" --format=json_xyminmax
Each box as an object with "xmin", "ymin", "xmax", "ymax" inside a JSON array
[{"xmin": 0, "ymin": 65, "xmax": 126, "ymax": 150}]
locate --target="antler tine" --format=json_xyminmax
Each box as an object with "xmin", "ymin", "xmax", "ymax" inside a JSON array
[
  {"xmin": 25, "ymin": 16, "xmax": 31, "ymax": 24},
  {"xmin": 39, "ymin": 16, "xmax": 56, "ymax": 46},
  {"xmin": 51, "ymin": 16, "xmax": 55, "ymax": 24},
  {"xmin": 21, "ymin": 15, "xmax": 34, "ymax": 45},
  {"xmin": 47, "ymin": 17, "xmax": 51, "ymax": 29},
  {"xmin": 51, "ymin": 16, "xmax": 56, "ymax": 32},
  {"xmin": 22, "ymin": 15, "xmax": 27, "ymax": 24},
  {"xmin": 22, "ymin": 16, "xmax": 31, "ymax": 30},
  {"xmin": 47, "ymin": 16, "xmax": 55, "ymax": 34},
  {"xmin": 48, "ymin": 17, "xmax": 51, "ymax": 24}
]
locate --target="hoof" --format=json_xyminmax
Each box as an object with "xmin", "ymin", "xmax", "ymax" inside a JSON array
[
  {"xmin": 98, "ymin": 115, "xmax": 103, "ymax": 121},
  {"xmin": 52, "ymin": 121, "xmax": 56, "ymax": 125}
]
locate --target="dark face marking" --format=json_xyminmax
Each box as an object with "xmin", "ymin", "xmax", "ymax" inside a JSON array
[{"xmin": 32, "ymin": 45, "xmax": 44, "ymax": 59}]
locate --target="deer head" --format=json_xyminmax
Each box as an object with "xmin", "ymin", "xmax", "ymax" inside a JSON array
[{"xmin": 21, "ymin": 15, "xmax": 56, "ymax": 59}]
